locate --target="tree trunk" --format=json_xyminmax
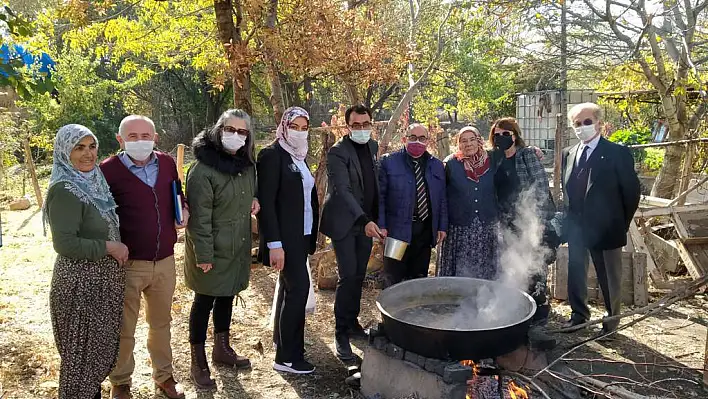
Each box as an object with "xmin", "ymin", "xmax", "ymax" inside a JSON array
[
  {"xmin": 214, "ymin": 0, "xmax": 252, "ymax": 114},
  {"xmin": 651, "ymin": 95, "xmax": 685, "ymax": 198},
  {"xmin": 264, "ymin": 0, "xmax": 285, "ymax": 124}
]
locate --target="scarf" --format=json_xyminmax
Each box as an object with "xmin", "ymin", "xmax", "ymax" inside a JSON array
[
  {"xmin": 276, "ymin": 106, "xmax": 310, "ymax": 161},
  {"xmin": 192, "ymin": 129, "xmax": 253, "ymax": 176},
  {"xmin": 42, "ymin": 124, "xmax": 120, "ymax": 241},
  {"xmin": 454, "ymin": 126, "xmax": 490, "ymax": 183}
]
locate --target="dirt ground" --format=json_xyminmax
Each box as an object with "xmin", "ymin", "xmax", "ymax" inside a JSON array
[{"xmin": 1, "ymin": 202, "xmax": 707, "ymax": 399}]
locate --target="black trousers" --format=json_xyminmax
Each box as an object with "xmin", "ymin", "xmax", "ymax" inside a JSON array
[
  {"xmin": 188, "ymin": 293, "xmax": 234, "ymax": 344},
  {"xmin": 383, "ymin": 219, "xmax": 433, "ymax": 287},
  {"xmin": 332, "ymin": 226, "xmax": 373, "ymax": 335},
  {"xmin": 273, "ymin": 237, "xmax": 310, "ymax": 363}
]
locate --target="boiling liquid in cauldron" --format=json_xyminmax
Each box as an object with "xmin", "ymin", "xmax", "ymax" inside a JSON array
[{"xmin": 393, "ymin": 301, "xmax": 526, "ymax": 330}]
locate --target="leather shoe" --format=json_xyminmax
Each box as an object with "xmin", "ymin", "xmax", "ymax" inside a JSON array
[
  {"xmin": 155, "ymin": 377, "xmax": 185, "ymax": 399},
  {"xmin": 335, "ymin": 333, "xmax": 355, "ymax": 361},
  {"xmin": 110, "ymin": 384, "xmax": 130, "ymax": 399},
  {"xmin": 349, "ymin": 323, "xmax": 368, "ymax": 339},
  {"xmin": 561, "ymin": 317, "xmax": 587, "ymax": 330}
]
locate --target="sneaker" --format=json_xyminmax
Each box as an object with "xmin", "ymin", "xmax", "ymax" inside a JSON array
[{"xmin": 273, "ymin": 360, "xmax": 315, "ymax": 374}]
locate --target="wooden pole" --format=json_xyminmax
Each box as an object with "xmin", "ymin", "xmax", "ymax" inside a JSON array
[
  {"xmin": 176, "ymin": 144, "xmax": 185, "ymax": 183},
  {"xmin": 668, "ymin": 174, "xmax": 708, "ymax": 207},
  {"xmin": 703, "ymin": 327, "xmax": 708, "ymax": 386},
  {"xmin": 676, "ymin": 143, "xmax": 695, "ymax": 206},
  {"xmin": 553, "ymin": 114, "xmax": 563, "ymax": 202},
  {"xmin": 23, "ymin": 139, "xmax": 42, "ymax": 208}
]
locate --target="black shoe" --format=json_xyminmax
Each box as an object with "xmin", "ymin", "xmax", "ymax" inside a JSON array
[
  {"xmin": 597, "ymin": 327, "xmax": 619, "ymax": 342},
  {"xmin": 561, "ymin": 317, "xmax": 587, "ymax": 330},
  {"xmin": 349, "ymin": 323, "xmax": 368, "ymax": 339},
  {"xmin": 335, "ymin": 333, "xmax": 355, "ymax": 361},
  {"xmin": 273, "ymin": 360, "xmax": 315, "ymax": 374}
]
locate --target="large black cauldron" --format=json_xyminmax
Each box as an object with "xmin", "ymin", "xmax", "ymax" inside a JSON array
[{"xmin": 376, "ymin": 277, "xmax": 536, "ymax": 360}]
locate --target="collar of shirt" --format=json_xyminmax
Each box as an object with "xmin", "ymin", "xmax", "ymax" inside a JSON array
[
  {"xmin": 119, "ymin": 151, "xmax": 157, "ymax": 169},
  {"xmin": 580, "ymin": 134, "xmax": 601, "ymax": 153}
]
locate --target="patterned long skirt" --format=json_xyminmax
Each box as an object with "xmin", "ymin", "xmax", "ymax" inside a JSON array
[
  {"xmin": 436, "ymin": 220, "xmax": 498, "ymax": 280},
  {"xmin": 50, "ymin": 255, "xmax": 125, "ymax": 399}
]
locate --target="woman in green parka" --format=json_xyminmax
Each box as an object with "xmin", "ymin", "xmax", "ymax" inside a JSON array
[{"xmin": 185, "ymin": 109, "xmax": 259, "ymax": 389}]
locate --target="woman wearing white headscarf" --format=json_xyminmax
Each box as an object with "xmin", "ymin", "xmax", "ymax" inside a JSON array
[
  {"xmin": 43, "ymin": 124, "xmax": 129, "ymax": 399},
  {"xmin": 257, "ymin": 106, "xmax": 319, "ymax": 374}
]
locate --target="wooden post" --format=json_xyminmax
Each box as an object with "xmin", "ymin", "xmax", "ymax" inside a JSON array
[
  {"xmin": 632, "ymin": 252, "xmax": 648, "ymax": 306},
  {"xmin": 676, "ymin": 143, "xmax": 695, "ymax": 206},
  {"xmin": 23, "ymin": 139, "xmax": 43, "ymax": 208},
  {"xmin": 553, "ymin": 114, "xmax": 563, "ymax": 203},
  {"xmin": 176, "ymin": 144, "xmax": 185, "ymax": 183},
  {"xmin": 704, "ymin": 327, "xmax": 708, "ymax": 386}
]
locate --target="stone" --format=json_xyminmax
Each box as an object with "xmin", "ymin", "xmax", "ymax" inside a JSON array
[
  {"xmin": 403, "ymin": 351, "xmax": 418, "ymax": 365},
  {"xmin": 416, "ymin": 353, "xmax": 428, "ymax": 369},
  {"xmin": 373, "ymin": 336, "xmax": 388, "ymax": 351},
  {"xmin": 9, "ymin": 197, "xmax": 30, "ymax": 211},
  {"xmin": 443, "ymin": 363, "xmax": 473, "ymax": 384},
  {"xmin": 386, "ymin": 343, "xmax": 405, "ymax": 360},
  {"xmin": 424, "ymin": 358, "xmax": 442, "ymax": 373},
  {"xmin": 435, "ymin": 361, "xmax": 447, "ymax": 376}
]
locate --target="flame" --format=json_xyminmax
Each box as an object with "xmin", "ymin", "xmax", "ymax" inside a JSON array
[
  {"xmin": 508, "ymin": 381, "xmax": 529, "ymax": 399},
  {"xmin": 460, "ymin": 359, "xmax": 480, "ymax": 376}
]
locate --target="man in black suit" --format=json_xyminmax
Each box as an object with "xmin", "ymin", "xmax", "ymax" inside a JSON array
[
  {"xmin": 320, "ymin": 104, "xmax": 384, "ymax": 361},
  {"xmin": 561, "ymin": 102, "xmax": 641, "ymax": 334}
]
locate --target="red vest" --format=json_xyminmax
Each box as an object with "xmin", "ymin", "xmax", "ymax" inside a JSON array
[{"xmin": 100, "ymin": 152, "xmax": 179, "ymax": 261}]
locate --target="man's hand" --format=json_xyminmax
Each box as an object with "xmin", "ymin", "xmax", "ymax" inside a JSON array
[
  {"xmin": 365, "ymin": 221, "xmax": 384, "ymax": 239},
  {"xmin": 270, "ymin": 247, "xmax": 285, "ymax": 271},
  {"xmin": 380, "ymin": 229, "xmax": 388, "ymax": 238},
  {"xmin": 197, "ymin": 263, "xmax": 212, "ymax": 273},
  {"xmin": 251, "ymin": 198, "xmax": 261, "ymax": 216},
  {"xmin": 437, "ymin": 231, "xmax": 447, "ymax": 245},
  {"xmin": 175, "ymin": 207, "xmax": 190, "ymax": 229}
]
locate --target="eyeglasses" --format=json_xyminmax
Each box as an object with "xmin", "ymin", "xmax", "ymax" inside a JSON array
[
  {"xmin": 406, "ymin": 135, "xmax": 429, "ymax": 143},
  {"xmin": 288, "ymin": 123, "xmax": 309, "ymax": 132},
  {"xmin": 349, "ymin": 122, "xmax": 372, "ymax": 130},
  {"xmin": 223, "ymin": 126, "xmax": 250, "ymax": 136},
  {"xmin": 573, "ymin": 118, "xmax": 594, "ymax": 128},
  {"xmin": 494, "ymin": 130, "xmax": 513, "ymax": 137}
]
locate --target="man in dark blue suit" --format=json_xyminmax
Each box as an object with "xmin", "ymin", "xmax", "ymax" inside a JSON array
[
  {"xmin": 561, "ymin": 103, "xmax": 641, "ymax": 334},
  {"xmin": 378, "ymin": 124, "xmax": 448, "ymax": 286}
]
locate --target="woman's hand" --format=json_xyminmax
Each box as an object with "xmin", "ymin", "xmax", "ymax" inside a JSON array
[
  {"xmin": 106, "ymin": 241, "xmax": 129, "ymax": 265},
  {"xmin": 197, "ymin": 263, "xmax": 213, "ymax": 273},
  {"xmin": 251, "ymin": 198, "xmax": 260, "ymax": 216},
  {"xmin": 270, "ymin": 248, "xmax": 285, "ymax": 271}
]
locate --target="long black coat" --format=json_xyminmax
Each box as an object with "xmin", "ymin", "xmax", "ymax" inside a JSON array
[
  {"xmin": 561, "ymin": 137, "xmax": 641, "ymax": 250},
  {"xmin": 257, "ymin": 143, "xmax": 319, "ymax": 267}
]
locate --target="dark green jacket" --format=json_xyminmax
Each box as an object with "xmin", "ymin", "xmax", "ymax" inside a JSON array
[{"xmin": 184, "ymin": 142, "xmax": 256, "ymax": 297}]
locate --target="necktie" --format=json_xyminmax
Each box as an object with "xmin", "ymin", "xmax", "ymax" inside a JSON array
[
  {"xmin": 577, "ymin": 145, "xmax": 590, "ymax": 169},
  {"xmin": 413, "ymin": 160, "xmax": 429, "ymax": 221}
]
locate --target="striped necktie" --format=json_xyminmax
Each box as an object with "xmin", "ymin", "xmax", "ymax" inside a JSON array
[{"xmin": 413, "ymin": 160, "xmax": 429, "ymax": 221}]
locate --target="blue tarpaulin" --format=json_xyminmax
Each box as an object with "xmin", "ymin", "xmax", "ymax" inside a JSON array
[{"xmin": 0, "ymin": 43, "xmax": 55, "ymax": 77}]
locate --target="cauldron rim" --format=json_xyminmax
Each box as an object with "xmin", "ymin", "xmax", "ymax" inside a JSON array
[{"xmin": 376, "ymin": 276, "xmax": 537, "ymax": 333}]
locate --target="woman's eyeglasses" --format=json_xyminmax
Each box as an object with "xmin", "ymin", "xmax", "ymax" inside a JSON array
[
  {"xmin": 573, "ymin": 118, "xmax": 594, "ymax": 128},
  {"xmin": 494, "ymin": 130, "xmax": 513, "ymax": 137},
  {"xmin": 223, "ymin": 126, "xmax": 250, "ymax": 136}
]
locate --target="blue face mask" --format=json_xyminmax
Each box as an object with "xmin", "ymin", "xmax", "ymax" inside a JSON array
[{"xmin": 350, "ymin": 129, "xmax": 371, "ymax": 144}]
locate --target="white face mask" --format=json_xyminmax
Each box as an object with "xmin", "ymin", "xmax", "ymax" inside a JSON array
[
  {"xmin": 124, "ymin": 140, "xmax": 154, "ymax": 161},
  {"xmin": 574, "ymin": 125, "xmax": 597, "ymax": 142},
  {"xmin": 287, "ymin": 129, "xmax": 308, "ymax": 149},
  {"xmin": 222, "ymin": 132, "xmax": 246, "ymax": 152},
  {"xmin": 350, "ymin": 129, "xmax": 371, "ymax": 144}
]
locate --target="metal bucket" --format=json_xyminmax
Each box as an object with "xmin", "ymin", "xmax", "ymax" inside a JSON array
[{"xmin": 384, "ymin": 237, "xmax": 408, "ymax": 261}]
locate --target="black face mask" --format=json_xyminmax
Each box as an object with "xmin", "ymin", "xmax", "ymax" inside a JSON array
[{"xmin": 494, "ymin": 135, "xmax": 514, "ymax": 151}]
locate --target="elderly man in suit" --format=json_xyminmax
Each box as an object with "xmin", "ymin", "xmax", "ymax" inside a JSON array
[
  {"xmin": 561, "ymin": 102, "xmax": 641, "ymax": 334},
  {"xmin": 320, "ymin": 104, "xmax": 384, "ymax": 361},
  {"xmin": 378, "ymin": 123, "xmax": 448, "ymax": 286}
]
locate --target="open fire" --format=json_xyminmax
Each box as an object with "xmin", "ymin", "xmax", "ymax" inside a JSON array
[{"xmin": 461, "ymin": 360, "xmax": 530, "ymax": 399}]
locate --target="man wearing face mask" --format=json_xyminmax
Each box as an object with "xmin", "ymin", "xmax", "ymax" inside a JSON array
[
  {"xmin": 378, "ymin": 123, "xmax": 447, "ymax": 286},
  {"xmin": 320, "ymin": 104, "xmax": 382, "ymax": 362},
  {"xmin": 560, "ymin": 103, "xmax": 640, "ymax": 336},
  {"xmin": 100, "ymin": 115, "xmax": 188, "ymax": 399}
]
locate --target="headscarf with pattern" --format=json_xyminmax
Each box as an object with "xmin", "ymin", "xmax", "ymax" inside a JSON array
[
  {"xmin": 276, "ymin": 106, "xmax": 310, "ymax": 161},
  {"xmin": 454, "ymin": 126, "xmax": 490, "ymax": 183},
  {"xmin": 42, "ymin": 124, "xmax": 120, "ymax": 241}
]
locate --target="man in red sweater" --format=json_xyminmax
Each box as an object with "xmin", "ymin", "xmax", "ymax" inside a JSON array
[{"xmin": 100, "ymin": 115, "xmax": 188, "ymax": 399}]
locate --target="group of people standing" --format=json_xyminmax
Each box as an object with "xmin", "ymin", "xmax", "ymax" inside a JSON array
[{"xmin": 42, "ymin": 100, "xmax": 640, "ymax": 399}]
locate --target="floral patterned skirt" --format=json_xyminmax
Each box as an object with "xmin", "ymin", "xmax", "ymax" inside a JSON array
[
  {"xmin": 50, "ymin": 255, "xmax": 125, "ymax": 399},
  {"xmin": 436, "ymin": 220, "xmax": 498, "ymax": 280}
]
